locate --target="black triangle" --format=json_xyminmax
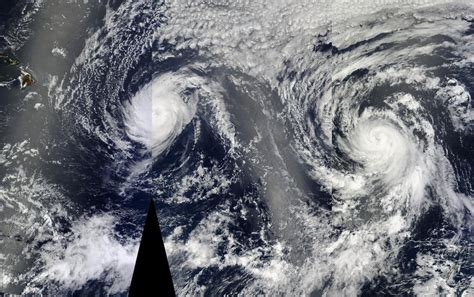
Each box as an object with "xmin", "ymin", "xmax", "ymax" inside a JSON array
[{"xmin": 129, "ymin": 199, "xmax": 176, "ymax": 296}]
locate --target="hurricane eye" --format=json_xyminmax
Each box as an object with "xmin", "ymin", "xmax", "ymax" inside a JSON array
[{"xmin": 2, "ymin": 1, "xmax": 473, "ymax": 296}]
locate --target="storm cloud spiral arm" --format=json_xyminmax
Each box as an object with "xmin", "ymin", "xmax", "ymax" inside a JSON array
[{"xmin": 0, "ymin": 0, "xmax": 473, "ymax": 296}]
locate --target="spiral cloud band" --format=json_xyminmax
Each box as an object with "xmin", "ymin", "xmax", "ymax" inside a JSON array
[
  {"xmin": 124, "ymin": 73, "xmax": 198, "ymax": 158},
  {"xmin": 1, "ymin": 0, "xmax": 472, "ymax": 295}
]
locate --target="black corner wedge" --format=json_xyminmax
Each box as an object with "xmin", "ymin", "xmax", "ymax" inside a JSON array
[{"xmin": 129, "ymin": 199, "xmax": 175, "ymax": 297}]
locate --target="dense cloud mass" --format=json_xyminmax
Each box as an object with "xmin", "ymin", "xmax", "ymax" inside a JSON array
[{"xmin": 0, "ymin": 0, "xmax": 473, "ymax": 295}]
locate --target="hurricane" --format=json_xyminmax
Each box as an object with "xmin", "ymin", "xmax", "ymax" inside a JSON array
[{"xmin": 0, "ymin": 0, "xmax": 473, "ymax": 296}]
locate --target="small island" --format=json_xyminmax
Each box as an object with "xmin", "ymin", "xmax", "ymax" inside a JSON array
[
  {"xmin": 0, "ymin": 53, "xmax": 34, "ymax": 89},
  {"xmin": 19, "ymin": 69, "xmax": 34, "ymax": 89}
]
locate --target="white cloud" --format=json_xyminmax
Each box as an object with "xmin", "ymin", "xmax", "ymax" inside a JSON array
[{"xmin": 27, "ymin": 214, "xmax": 139, "ymax": 294}]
